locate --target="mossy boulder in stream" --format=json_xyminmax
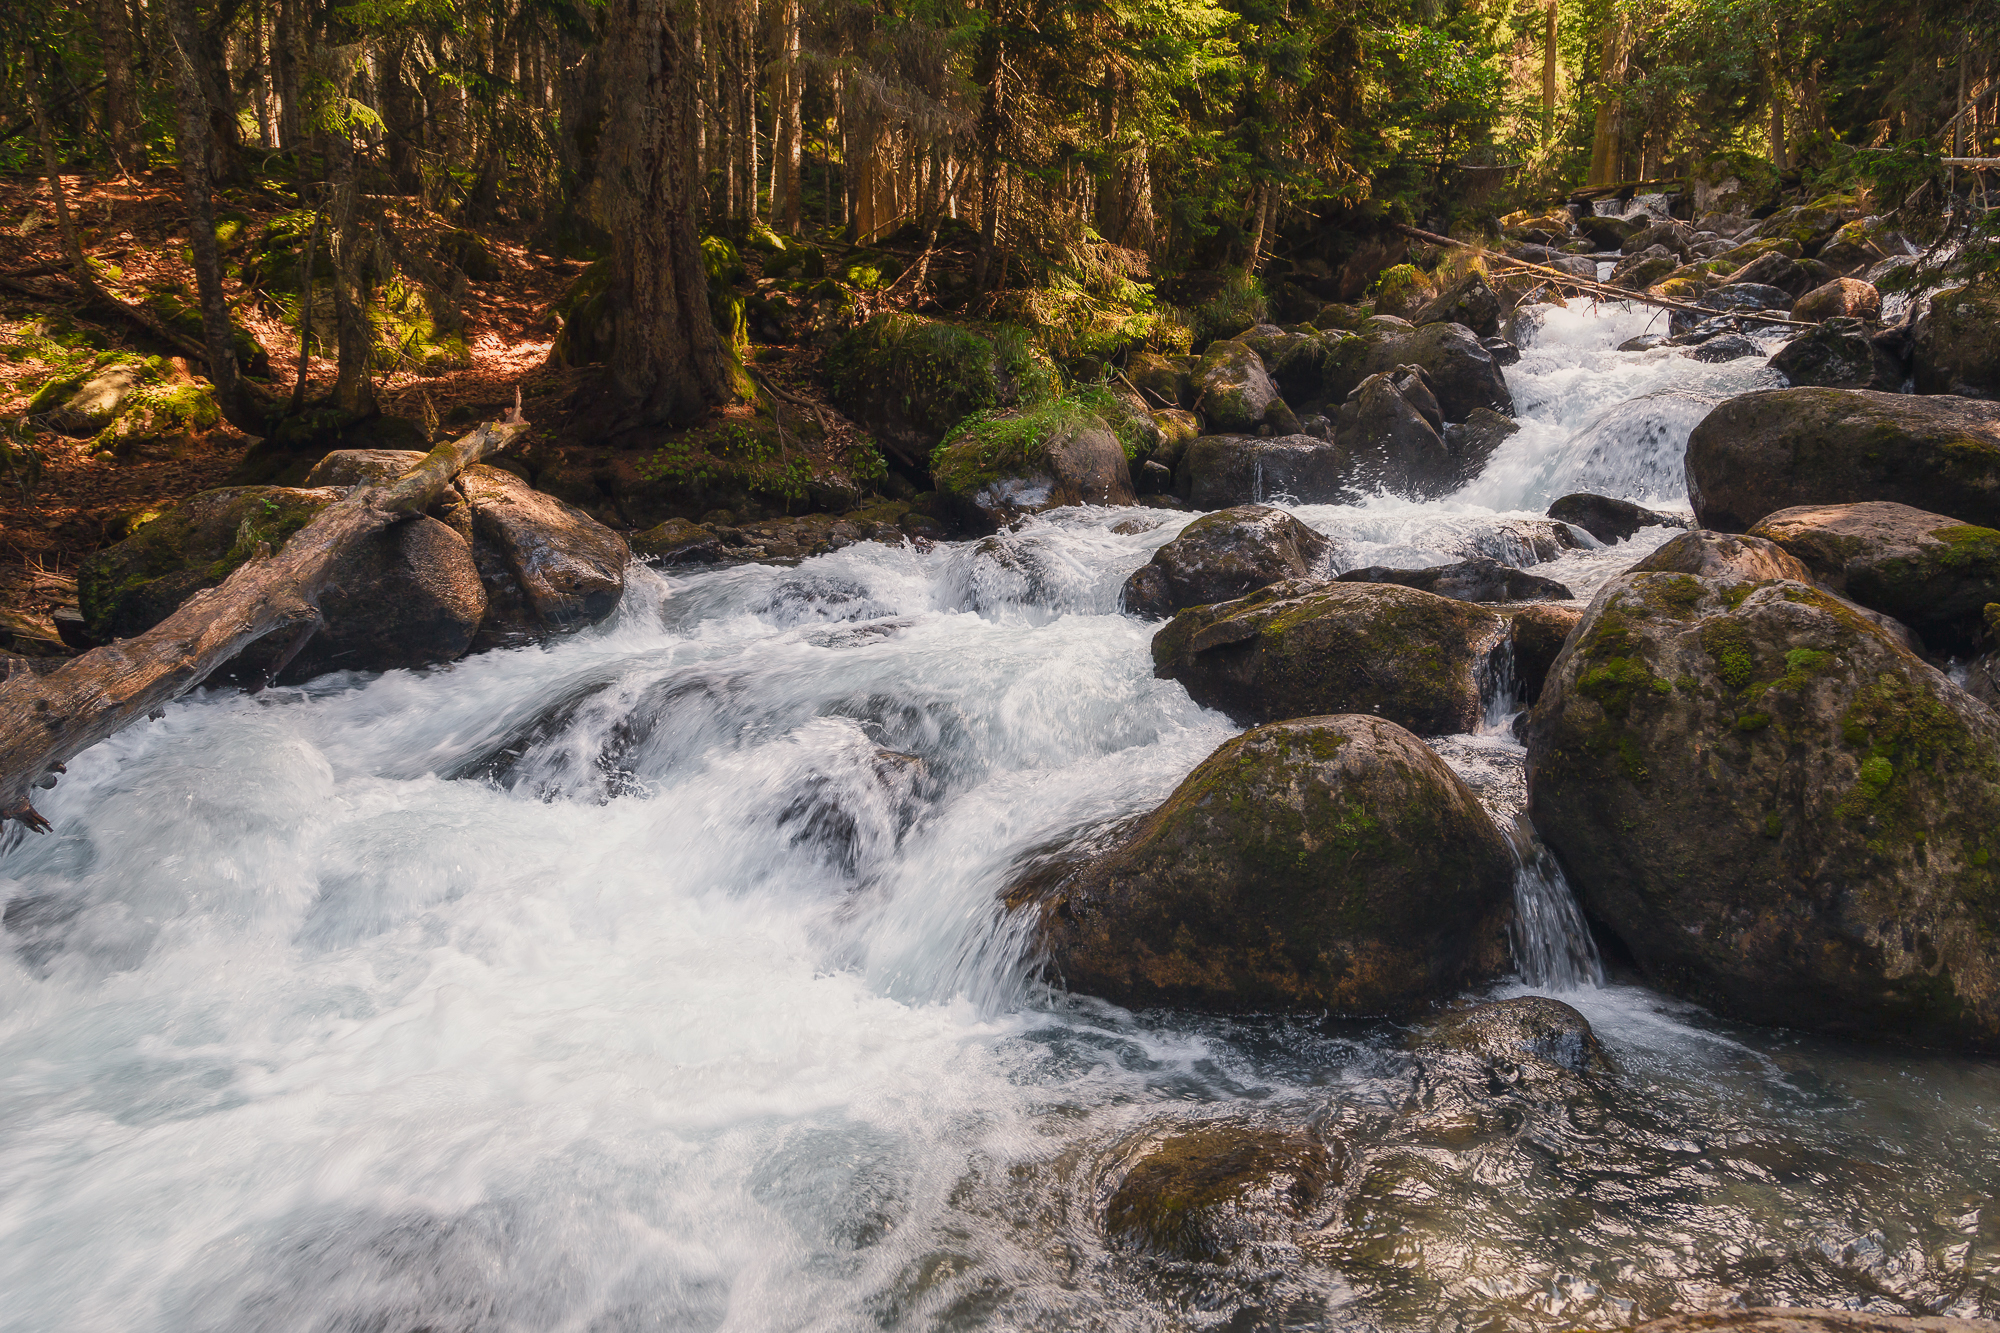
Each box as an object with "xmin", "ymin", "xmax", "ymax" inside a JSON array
[
  {"xmin": 1191, "ymin": 339, "xmax": 1296, "ymax": 434},
  {"xmin": 1151, "ymin": 579, "xmax": 1506, "ymax": 733},
  {"xmin": 1020, "ymin": 714, "xmax": 1515, "ymax": 1013},
  {"xmin": 932, "ymin": 395, "xmax": 1137, "ymax": 533},
  {"xmin": 824, "ymin": 313, "xmax": 1057, "ymax": 467},
  {"xmin": 1685, "ymin": 389, "xmax": 2000, "ymax": 532},
  {"xmin": 1913, "ymin": 286, "xmax": 2000, "ymax": 398},
  {"xmin": 1120, "ymin": 504, "xmax": 1337, "ymax": 619},
  {"xmin": 1103, "ymin": 1123, "xmax": 1336, "ymax": 1262},
  {"xmin": 1525, "ymin": 551, "xmax": 2000, "ymax": 1050}
]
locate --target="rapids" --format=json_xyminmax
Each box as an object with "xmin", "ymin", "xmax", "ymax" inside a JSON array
[{"xmin": 2, "ymin": 301, "xmax": 1996, "ymax": 1332}]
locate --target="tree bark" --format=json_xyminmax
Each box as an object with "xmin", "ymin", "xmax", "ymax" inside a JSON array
[
  {"xmin": 166, "ymin": 0, "xmax": 247, "ymax": 423},
  {"xmin": 26, "ymin": 48, "xmax": 99, "ymax": 303},
  {"xmin": 767, "ymin": 0, "xmax": 801, "ymax": 232},
  {"xmin": 1586, "ymin": 16, "xmax": 1630, "ymax": 186},
  {"xmin": 972, "ymin": 1, "xmax": 1005, "ymax": 291},
  {"xmin": 94, "ymin": 0, "xmax": 146, "ymax": 173},
  {"xmin": 591, "ymin": 0, "xmax": 735, "ymax": 426},
  {"xmin": 327, "ymin": 113, "xmax": 376, "ymax": 417},
  {"xmin": 1541, "ymin": 0, "xmax": 1558, "ymax": 146},
  {"xmin": 0, "ymin": 413, "xmax": 529, "ymax": 833}
]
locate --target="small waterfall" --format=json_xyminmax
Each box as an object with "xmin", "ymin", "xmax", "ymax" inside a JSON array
[
  {"xmin": 1506, "ymin": 818, "xmax": 1605, "ymax": 990},
  {"xmin": 1476, "ymin": 638, "xmax": 1519, "ymax": 735}
]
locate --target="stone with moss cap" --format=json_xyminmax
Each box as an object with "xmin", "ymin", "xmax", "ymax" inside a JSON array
[
  {"xmin": 1526, "ymin": 562, "xmax": 2000, "ymax": 1050},
  {"xmin": 931, "ymin": 393, "xmax": 1139, "ymax": 533},
  {"xmin": 1020, "ymin": 714, "xmax": 1515, "ymax": 1013},
  {"xmin": 1191, "ymin": 339, "xmax": 1296, "ymax": 434},
  {"xmin": 1913, "ymin": 286, "xmax": 2000, "ymax": 399},
  {"xmin": 824, "ymin": 312, "xmax": 1057, "ymax": 468},
  {"xmin": 1121, "ymin": 504, "xmax": 1337, "ymax": 620},
  {"xmin": 1102, "ymin": 1122, "xmax": 1336, "ymax": 1262},
  {"xmin": 1151, "ymin": 578, "xmax": 1507, "ymax": 733},
  {"xmin": 1685, "ymin": 388, "xmax": 2000, "ymax": 533}
]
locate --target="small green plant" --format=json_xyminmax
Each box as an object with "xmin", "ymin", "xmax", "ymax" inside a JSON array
[{"xmin": 638, "ymin": 422, "xmax": 814, "ymax": 502}]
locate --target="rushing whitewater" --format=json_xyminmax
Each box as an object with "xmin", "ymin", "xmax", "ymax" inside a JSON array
[{"xmin": 4, "ymin": 302, "xmax": 1996, "ymax": 1332}]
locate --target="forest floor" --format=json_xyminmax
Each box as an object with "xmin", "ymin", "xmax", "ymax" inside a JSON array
[{"xmin": 0, "ymin": 167, "xmax": 861, "ymax": 653}]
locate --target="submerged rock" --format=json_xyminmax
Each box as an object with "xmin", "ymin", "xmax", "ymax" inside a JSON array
[
  {"xmin": 1022, "ymin": 715, "xmax": 1514, "ymax": 1012},
  {"xmin": 1526, "ymin": 558, "xmax": 2000, "ymax": 1050},
  {"xmin": 1120, "ymin": 505, "xmax": 1335, "ymax": 620},
  {"xmin": 1685, "ymin": 389, "xmax": 2000, "ymax": 532},
  {"xmin": 1103, "ymin": 1123, "xmax": 1335, "ymax": 1263},
  {"xmin": 1546, "ymin": 492, "xmax": 1687, "ymax": 544},
  {"xmin": 1415, "ymin": 996, "xmax": 1613, "ymax": 1076},
  {"xmin": 1749, "ymin": 501, "xmax": 2000, "ymax": 652},
  {"xmin": 1337, "ymin": 557, "xmax": 1572, "ymax": 604},
  {"xmin": 1152, "ymin": 579, "xmax": 1506, "ymax": 732}
]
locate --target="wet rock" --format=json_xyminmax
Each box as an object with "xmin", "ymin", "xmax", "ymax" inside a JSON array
[
  {"xmin": 1383, "ymin": 322, "xmax": 1515, "ymax": 423},
  {"xmin": 1507, "ymin": 602, "xmax": 1585, "ymax": 702},
  {"xmin": 1126, "ymin": 350, "xmax": 1188, "ymax": 408},
  {"xmin": 1151, "ymin": 579, "xmax": 1506, "ymax": 732},
  {"xmin": 1120, "ymin": 505, "xmax": 1335, "ymax": 620},
  {"xmin": 1748, "ymin": 501, "xmax": 2000, "ymax": 652},
  {"xmin": 1768, "ymin": 318, "xmax": 1898, "ymax": 390},
  {"xmin": 1482, "ymin": 336, "xmax": 1521, "ymax": 366},
  {"xmin": 1410, "ymin": 272, "xmax": 1503, "ymax": 340},
  {"xmin": 1913, "ymin": 285, "xmax": 2000, "ymax": 398},
  {"xmin": 1334, "ymin": 369, "xmax": 1457, "ymax": 499},
  {"xmin": 285, "ymin": 517, "xmax": 487, "ymax": 679},
  {"xmin": 1415, "ymin": 996, "xmax": 1613, "ymax": 1076},
  {"xmin": 1724, "ymin": 250, "xmax": 1809, "ymax": 296},
  {"xmin": 1621, "ymin": 220, "xmax": 1691, "ymax": 258},
  {"xmin": 932, "ymin": 413, "xmax": 1138, "ymax": 533},
  {"xmin": 1618, "ymin": 334, "xmax": 1667, "ymax": 353},
  {"xmin": 1176, "ymin": 434, "xmax": 1349, "ymax": 509},
  {"xmin": 1791, "ymin": 277, "xmax": 1880, "ymax": 323},
  {"xmin": 1608, "ymin": 246, "xmax": 1679, "ymax": 292},
  {"xmin": 459, "ymin": 464, "xmax": 628, "ymax": 640},
  {"xmin": 1103, "ymin": 1124, "xmax": 1334, "ymax": 1262},
  {"xmin": 1024, "ymin": 714, "xmax": 1515, "ymax": 1011},
  {"xmin": 1682, "ymin": 334, "xmax": 1763, "ymax": 363},
  {"xmin": 1526, "ymin": 561, "xmax": 2000, "ymax": 1050},
  {"xmin": 1630, "ymin": 530, "xmax": 1814, "ymax": 582},
  {"xmin": 1547, "ymin": 493, "xmax": 1688, "ymax": 544},
  {"xmin": 1441, "ymin": 407, "xmax": 1520, "ymax": 484},
  {"xmin": 1338, "ymin": 557, "xmax": 1572, "ymax": 604},
  {"xmin": 1685, "ymin": 389, "xmax": 2000, "ymax": 532},
  {"xmin": 631, "ymin": 518, "xmax": 722, "ymax": 565},
  {"xmin": 1193, "ymin": 339, "xmax": 1292, "ymax": 434},
  {"xmin": 1577, "ymin": 214, "xmax": 1641, "ymax": 249}
]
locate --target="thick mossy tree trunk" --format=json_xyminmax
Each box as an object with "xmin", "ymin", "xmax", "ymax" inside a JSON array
[
  {"xmin": 591, "ymin": 0, "xmax": 735, "ymax": 426},
  {"xmin": 165, "ymin": 0, "xmax": 246, "ymax": 423}
]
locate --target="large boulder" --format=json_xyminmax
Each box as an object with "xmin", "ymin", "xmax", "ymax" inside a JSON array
[
  {"xmin": 1101, "ymin": 1123, "xmax": 1334, "ymax": 1262},
  {"xmin": 1621, "ymin": 220, "xmax": 1691, "ymax": 258},
  {"xmin": 1748, "ymin": 501, "xmax": 2000, "ymax": 651},
  {"xmin": 1685, "ymin": 389, "xmax": 2000, "ymax": 532},
  {"xmin": 1913, "ymin": 286, "xmax": 2000, "ymax": 398},
  {"xmin": 1126, "ymin": 350, "xmax": 1188, "ymax": 408},
  {"xmin": 1526, "ymin": 561, "xmax": 2000, "ymax": 1050},
  {"xmin": 1791, "ymin": 277, "xmax": 1880, "ymax": 323},
  {"xmin": 1337, "ymin": 557, "xmax": 1572, "ymax": 604},
  {"xmin": 823, "ymin": 313, "xmax": 1055, "ymax": 466},
  {"xmin": 1608, "ymin": 246, "xmax": 1679, "ymax": 292},
  {"xmin": 1332, "ymin": 368, "xmax": 1460, "ymax": 499},
  {"xmin": 1192, "ymin": 339, "xmax": 1296, "ymax": 435},
  {"xmin": 1151, "ymin": 579, "xmax": 1506, "ymax": 732},
  {"xmin": 1409, "ymin": 271, "xmax": 1502, "ymax": 340},
  {"xmin": 1724, "ymin": 250, "xmax": 1810, "ymax": 297},
  {"xmin": 932, "ymin": 409, "xmax": 1138, "ymax": 532},
  {"xmin": 1768, "ymin": 317, "xmax": 1899, "ymax": 390},
  {"xmin": 1121, "ymin": 505, "xmax": 1335, "ymax": 620},
  {"xmin": 458, "ymin": 464, "xmax": 629, "ymax": 642},
  {"xmin": 1176, "ymin": 434, "xmax": 1349, "ymax": 509},
  {"xmin": 1021, "ymin": 715, "xmax": 1515, "ymax": 1012},
  {"xmin": 1546, "ymin": 492, "xmax": 1688, "ymax": 544},
  {"xmin": 1577, "ymin": 214, "xmax": 1641, "ymax": 249},
  {"xmin": 1259, "ymin": 321, "xmax": 1513, "ymax": 422},
  {"xmin": 1672, "ymin": 283, "xmax": 1795, "ymax": 335},
  {"xmin": 1631, "ymin": 530, "xmax": 1813, "ymax": 582},
  {"xmin": 1414, "ymin": 996, "xmax": 1613, "ymax": 1077}
]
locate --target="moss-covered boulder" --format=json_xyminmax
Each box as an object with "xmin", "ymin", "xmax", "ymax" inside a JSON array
[
  {"xmin": 1102, "ymin": 1123, "xmax": 1335, "ymax": 1262},
  {"xmin": 139, "ymin": 292, "xmax": 269, "ymax": 378},
  {"xmin": 1913, "ymin": 286, "xmax": 2000, "ymax": 398},
  {"xmin": 1608, "ymin": 246, "xmax": 1679, "ymax": 292},
  {"xmin": 1369, "ymin": 263, "xmax": 1435, "ymax": 320},
  {"xmin": 1126, "ymin": 350, "xmax": 1187, "ymax": 408},
  {"xmin": 1022, "ymin": 714, "xmax": 1515, "ymax": 1012},
  {"xmin": 1748, "ymin": 501, "xmax": 2000, "ymax": 652},
  {"xmin": 1685, "ymin": 389, "xmax": 2000, "ymax": 533},
  {"xmin": 1791, "ymin": 277, "xmax": 1880, "ymax": 323},
  {"xmin": 1151, "ymin": 579, "xmax": 1507, "ymax": 732},
  {"xmin": 931, "ymin": 396, "xmax": 1138, "ymax": 532},
  {"xmin": 1191, "ymin": 339, "xmax": 1296, "ymax": 434},
  {"xmin": 630, "ymin": 517, "xmax": 723, "ymax": 565},
  {"xmin": 1120, "ymin": 504, "xmax": 1336, "ymax": 620},
  {"xmin": 1525, "ymin": 562, "xmax": 2000, "ymax": 1050},
  {"xmin": 823, "ymin": 313, "xmax": 1056, "ymax": 466},
  {"xmin": 1724, "ymin": 250, "xmax": 1809, "ymax": 296},
  {"xmin": 1176, "ymin": 433, "xmax": 1351, "ymax": 509},
  {"xmin": 28, "ymin": 353, "xmax": 223, "ymax": 458},
  {"xmin": 1768, "ymin": 318, "xmax": 1897, "ymax": 390},
  {"xmin": 1749, "ymin": 200, "xmax": 1854, "ymax": 257},
  {"xmin": 1409, "ymin": 271, "xmax": 1502, "ymax": 340},
  {"xmin": 1630, "ymin": 530, "xmax": 1812, "ymax": 582}
]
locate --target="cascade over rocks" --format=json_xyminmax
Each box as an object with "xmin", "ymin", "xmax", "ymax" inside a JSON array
[
  {"xmin": 1913, "ymin": 286, "xmax": 2000, "ymax": 398},
  {"xmin": 1525, "ymin": 555, "xmax": 2000, "ymax": 1050},
  {"xmin": 1337, "ymin": 557, "xmax": 1573, "ymax": 604},
  {"xmin": 1685, "ymin": 389, "xmax": 2000, "ymax": 532},
  {"xmin": 1546, "ymin": 493, "xmax": 1688, "ymax": 544},
  {"xmin": 1120, "ymin": 505, "xmax": 1335, "ymax": 620},
  {"xmin": 1019, "ymin": 714, "xmax": 1515, "ymax": 1013},
  {"xmin": 1748, "ymin": 502, "xmax": 2000, "ymax": 652},
  {"xmin": 1150, "ymin": 579, "xmax": 1506, "ymax": 732}
]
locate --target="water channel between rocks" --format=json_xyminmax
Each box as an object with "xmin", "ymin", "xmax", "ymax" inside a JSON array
[{"xmin": 1, "ymin": 301, "xmax": 1995, "ymax": 1332}]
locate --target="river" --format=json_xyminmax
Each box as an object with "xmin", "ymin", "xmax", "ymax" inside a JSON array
[{"xmin": 2, "ymin": 300, "xmax": 1995, "ymax": 1332}]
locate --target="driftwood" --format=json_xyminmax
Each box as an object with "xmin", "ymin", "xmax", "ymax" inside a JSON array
[
  {"xmin": 1393, "ymin": 222, "xmax": 1818, "ymax": 330},
  {"xmin": 0, "ymin": 406, "xmax": 530, "ymax": 831}
]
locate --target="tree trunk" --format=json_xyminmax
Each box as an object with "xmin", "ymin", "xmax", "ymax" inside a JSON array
[
  {"xmin": 197, "ymin": 0, "xmax": 245, "ymax": 184},
  {"xmin": 94, "ymin": 0, "xmax": 146, "ymax": 174},
  {"xmin": 274, "ymin": 0, "xmax": 302, "ymax": 148},
  {"xmin": 1586, "ymin": 16, "xmax": 1629, "ymax": 186},
  {"xmin": 972, "ymin": 2, "xmax": 1005, "ymax": 291},
  {"xmin": 166, "ymin": 0, "xmax": 247, "ymax": 422},
  {"xmin": 0, "ymin": 414, "xmax": 529, "ymax": 833},
  {"xmin": 1541, "ymin": 0, "xmax": 1558, "ymax": 145},
  {"xmin": 768, "ymin": 0, "xmax": 801, "ymax": 232},
  {"xmin": 737, "ymin": 0, "xmax": 759, "ymax": 225},
  {"xmin": 26, "ymin": 49, "xmax": 99, "ymax": 302},
  {"xmin": 591, "ymin": 0, "xmax": 736, "ymax": 426},
  {"xmin": 326, "ymin": 116, "xmax": 376, "ymax": 418}
]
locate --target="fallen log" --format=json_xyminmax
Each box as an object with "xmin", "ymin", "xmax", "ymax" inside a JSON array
[
  {"xmin": 0, "ymin": 404, "xmax": 530, "ymax": 831},
  {"xmin": 1392, "ymin": 222, "xmax": 1817, "ymax": 330}
]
